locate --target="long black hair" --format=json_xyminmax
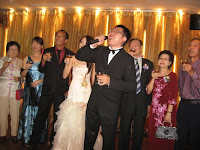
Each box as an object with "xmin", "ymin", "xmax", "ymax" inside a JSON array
[{"xmin": 80, "ymin": 35, "xmax": 94, "ymax": 73}]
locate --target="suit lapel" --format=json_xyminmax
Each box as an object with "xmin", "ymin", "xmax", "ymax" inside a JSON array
[
  {"xmin": 103, "ymin": 47, "xmax": 109, "ymax": 67},
  {"xmin": 107, "ymin": 48, "xmax": 123, "ymax": 67},
  {"xmin": 140, "ymin": 58, "xmax": 146, "ymax": 84}
]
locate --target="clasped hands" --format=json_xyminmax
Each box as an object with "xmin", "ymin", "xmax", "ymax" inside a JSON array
[{"xmin": 96, "ymin": 73, "xmax": 110, "ymax": 86}]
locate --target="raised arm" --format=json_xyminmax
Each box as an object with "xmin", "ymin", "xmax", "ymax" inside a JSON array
[
  {"xmin": 146, "ymin": 71, "xmax": 159, "ymax": 94},
  {"xmin": 63, "ymin": 56, "xmax": 73, "ymax": 79},
  {"xmin": 21, "ymin": 56, "xmax": 32, "ymax": 79}
]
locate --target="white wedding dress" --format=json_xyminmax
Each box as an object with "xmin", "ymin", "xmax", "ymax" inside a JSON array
[{"xmin": 52, "ymin": 63, "xmax": 102, "ymax": 150}]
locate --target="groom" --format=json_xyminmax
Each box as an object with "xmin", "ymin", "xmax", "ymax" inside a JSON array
[{"xmin": 76, "ymin": 25, "xmax": 136, "ymax": 150}]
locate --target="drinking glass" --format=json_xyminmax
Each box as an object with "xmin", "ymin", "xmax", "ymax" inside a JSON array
[
  {"xmin": 130, "ymin": 49, "xmax": 136, "ymax": 52},
  {"xmin": 6, "ymin": 57, "xmax": 11, "ymax": 63},
  {"xmin": 66, "ymin": 55, "xmax": 72, "ymax": 58},
  {"xmin": 96, "ymin": 71, "xmax": 104, "ymax": 85},
  {"xmin": 181, "ymin": 60, "xmax": 189, "ymax": 65},
  {"xmin": 47, "ymin": 52, "xmax": 53, "ymax": 61}
]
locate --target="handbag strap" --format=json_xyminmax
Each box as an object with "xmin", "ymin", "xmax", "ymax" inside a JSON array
[
  {"xmin": 163, "ymin": 121, "xmax": 172, "ymax": 127},
  {"xmin": 18, "ymin": 77, "xmax": 22, "ymax": 89}
]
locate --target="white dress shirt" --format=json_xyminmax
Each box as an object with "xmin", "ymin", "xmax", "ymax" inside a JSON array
[
  {"xmin": 90, "ymin": 45, "xmax": 123, "ymax": 64},
  {"xmin": 107, "ymin": 46, "xmax": 122, "ymax": 64}
]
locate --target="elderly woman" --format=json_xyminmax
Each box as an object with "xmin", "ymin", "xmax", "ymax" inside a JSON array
[
  {"xmin": 0, "ymin": 41, "xmax": 22, "ymax": 144},
  {"xmin": 147, "ymin": 50, "xmax": 178, "ymax": 150}
]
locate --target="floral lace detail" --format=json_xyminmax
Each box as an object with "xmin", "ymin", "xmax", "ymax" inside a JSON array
[
  {"xmin": 81, "ymin": 77, "xmax": 88, "ymax": 88},
  {"xmin": 152, "ymin": 78, "xmax": 167, "ymax": 127}
]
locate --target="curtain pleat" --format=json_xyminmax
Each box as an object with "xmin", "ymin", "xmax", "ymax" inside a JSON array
[{"xmin": 0, "ymin": 10, "xmax": 199, "ymax": 73}]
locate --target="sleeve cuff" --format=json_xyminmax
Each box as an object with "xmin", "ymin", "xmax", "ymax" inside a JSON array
[{"xmin": 90, "ymin": 45, "xmax": 96, "ymax": 49}]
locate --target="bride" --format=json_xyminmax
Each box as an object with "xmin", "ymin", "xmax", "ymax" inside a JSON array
[{"xmin": 51, "ymin": 35, "xmax": 102, "ymax": 150}]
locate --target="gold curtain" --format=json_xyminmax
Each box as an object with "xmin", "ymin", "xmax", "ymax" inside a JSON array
[
  {"xmin": 0, "ymin": 11, "xmax": 8, "ymax": 56},
  {"xmin": 0, "ymin": 9, "xmax": 200, "ymax": 73},
  {"xmin": 108, "ymin": 11, "xmax": 200, "ymax": 72}
]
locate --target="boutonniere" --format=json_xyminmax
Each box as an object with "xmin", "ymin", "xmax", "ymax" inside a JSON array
[
  {"xmin": 163, "ymin": 75, "xmax": 170, "ymax": 83},
  {"xmin": 142, "ymin": 64, "xmax": 149, "ymax": 70}
]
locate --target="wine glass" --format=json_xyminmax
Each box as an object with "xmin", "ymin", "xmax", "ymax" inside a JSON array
[
  {"xmin": 6, "ymin": 57, "xmax": 11, "ymax": 63},
  {"xmin": 130, "ymin": 49, "xmax": 136, "ymax": 52},
  {"xmin": 27, "ymin": 60, "xmax": 33, "ymax": 64},
  {"xmin": 96, "ymin": 71, "xmax": 104, "ymax": 85},
  {"xmin": 66, "ymin": 55, "xmax": 72, "ymax": 58},
  {"xmin": 181, "ymin": 60, "xmax": 189, "ymax": 71},
  {"xmin": 154, "ymin": 69, "xmax": 159, "ymax": 73},
  {"xmin": 181, "ymin": 60, "xmax": 189, "ymax": 65},
  {"xmin": 47, "ymin": 52, "xmax": 53, "ymax": 61}
]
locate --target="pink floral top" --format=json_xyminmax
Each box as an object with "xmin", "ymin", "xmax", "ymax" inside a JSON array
[{"xmin": 151, "ymin": 72, "xmax": 178, "ymax": 127}]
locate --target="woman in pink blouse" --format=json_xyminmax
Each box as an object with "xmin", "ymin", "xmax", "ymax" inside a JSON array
[
  {"xmin": 147, "ymin": 50, "xmax": 178, "ymax": 150},
  {"xmin": 0, "ymin": 41, "xmax": 22, "ymax": 144}
]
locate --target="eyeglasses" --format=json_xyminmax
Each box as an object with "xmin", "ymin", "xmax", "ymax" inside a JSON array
[
  {"xmin": 109, "ymin": 29, "xmax": 124, "ymax": 36},
  {"xmin": 158, "ymin": 57, "xmax": 169, "ymax": 61}
]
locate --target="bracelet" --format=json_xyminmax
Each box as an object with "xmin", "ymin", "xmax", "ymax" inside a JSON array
[{"xmin": 167, "ymin": 111, "xmax": 172, "ymax": 113}]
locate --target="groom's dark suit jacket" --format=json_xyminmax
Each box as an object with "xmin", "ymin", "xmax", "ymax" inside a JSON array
[{"xmin": 76, "ymin": 45, "xmax": 136, "ymax": 108}]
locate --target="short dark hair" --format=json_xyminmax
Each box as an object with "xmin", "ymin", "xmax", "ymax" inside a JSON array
[
  {"xmin": 55, "ymin": 29, "xmax": 69, "ymax": 39},
  {"xmin": 6, "ymin": 41, "xmax": 20, "ymax": 53},
  {"xmin": 129, "ymin": 38, "xmax": 143, "ymax": 46},
  {"xmin": 158, "ymin": 50, "xmax": 174, "ymax": 69},
  {"xmin": 191, "ymin": 38, "xmax": 200, "ymax": 42},
  {"xmin": 80, "ymin": 35, "xmax": 94, "ymax": 44},
  {"xmin": 115, "ymin": 25, "xmax": 131, "ymax": 44},
  {"xmin": 32, "ymin": 36, "xmax": 44, "ymax": 45}
]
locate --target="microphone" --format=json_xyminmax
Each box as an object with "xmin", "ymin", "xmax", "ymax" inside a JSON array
[{"xmin": 88, "ymin": 36, "xmax": 108, "ymax": 45}]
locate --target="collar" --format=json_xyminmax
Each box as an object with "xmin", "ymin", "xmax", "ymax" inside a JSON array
[
  {"xmin": 55, "ymin": 47, "xmax": 65, "ymax": 51},
  {"xmin": 108, "ymin": 46, "xmax": 123, "ymax": 51},
  {"xmin": 134, "ymin": 56, "xmax": 142, "ymax": 62}
]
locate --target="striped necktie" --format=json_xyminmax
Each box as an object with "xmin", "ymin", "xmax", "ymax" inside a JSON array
[{"xmin": 135, "ymin": 58, "xmax": 141, "ymax": 94}]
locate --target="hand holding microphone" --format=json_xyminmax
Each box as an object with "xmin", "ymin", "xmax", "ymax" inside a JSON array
[{"xmin": 88, "ymin": 34, "xmax": 108, "ymax": 48}]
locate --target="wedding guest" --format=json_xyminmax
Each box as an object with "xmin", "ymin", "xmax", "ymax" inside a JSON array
[
  {"xmin": 17, "ymin": 37, "xmax": 47, "ymax": 146},
  {"xmin": 0, "ymin": 41, "xmax": 22, "ymax": 144},
  {"xmin": 118, "ymin": 38, "xmax": 153, "ymax": 150},
  {"xmin": 76, "ymin": 25, "xmax": 136, "ymax": 150},
  {"xmin": 29, "ymin": 30, "xmax": 74, "ymax": 150},
  {"xmin": 52, "ymin": 35, "xmax": 102, "ymax": 150},
  {"xmin": 146, "ymin": 50, "xmax": 178, "ymax": 150},
  {"xmin": 175, "ymin": 38, "xmax": 200, "ymax": 150}
]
